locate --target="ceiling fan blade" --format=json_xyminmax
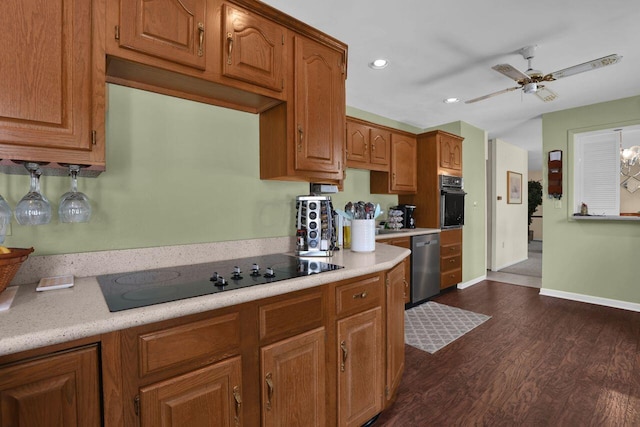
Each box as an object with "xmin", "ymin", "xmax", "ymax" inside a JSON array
[
  {"xmin": 492, "ymin": 64, "xmax": 531, "ymax": 83},
  {"xmin": 545, "ymin": 54, "xmax": 622, "ymax": 80},
  {"xmin": 535, "ymin": 85, "xmax": 558, "ymax": 102},
  {"xmin": 465, "ymin": 86, "xmax": 519, "ymax": 104}
]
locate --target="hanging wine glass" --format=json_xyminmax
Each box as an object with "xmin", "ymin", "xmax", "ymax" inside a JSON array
[
  {"xmin": 58, "ymin": 164, "xmax": 91, "ymax": 223},
  {"xmin": 15, "ymin": 162, "xmax": 51, "ymax": 225},
  {"xmin": 0, "ymin": 194, "xmax": 11, "ymax": 244}
]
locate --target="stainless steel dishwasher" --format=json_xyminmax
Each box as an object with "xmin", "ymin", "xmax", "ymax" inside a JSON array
[{"xmin": 411, "ymin": 233, "xmax": 441, "ymax": 304}]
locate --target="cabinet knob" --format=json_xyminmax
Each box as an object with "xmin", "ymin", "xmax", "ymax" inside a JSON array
[
  {"xmin": 198, "ymin": 23, "xmax": 205, "ymax": 57},
  {"xmin": 340, "ymin": 340, "xmax": 348, "ymax": 372},
  {"xmin": 265, "ymin": 373, "xmax": 274, "ymax": 410},
  {"xmin": 226, "ymin": 32, "xmax": 233, "ymax": 64},
  {"xmin": 233, "ymin": 386, "xmax": 242, "ymax": 425},
  {"xmin": 352, "ymin": 291, "xmax": 368, "ymax": 299}
]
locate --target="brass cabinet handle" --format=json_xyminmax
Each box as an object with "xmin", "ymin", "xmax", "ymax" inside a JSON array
[
  {"xmin": 226, "ymin": 32, "xmax": 233, "ymax": 65},
  {"xmin": 340, "ymin": 340, "xmax": 348, "ymax": 372},
  {"xmin": 392, "ymin": 172, "xmax": 396, "ymax": 183},
  {"xmin": 265, "ymin": 372, "xmax": 274, "ymax": 410},
  {"xmin": 297, "ymin": 125, "xmax": 304, "ymax": 152},
  {"xmin": 352, "ymin": 291, "xmax": 368, "ymax": 299},
  {"xmin": 449, "ymin": 259, "xmax": 455, "ymax": 263},
  {"xmin": 197, "ymin": 23, "xmax": 205, "ymax": 57},
  {"xmin": 233, "ymin": 386, "xmax": 242, "ymax": 425}
]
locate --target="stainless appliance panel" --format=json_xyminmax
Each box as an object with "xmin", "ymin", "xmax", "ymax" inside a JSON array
[{"xmin": 410, "ymin": 234, "xmax": 440, "ymax": 304}]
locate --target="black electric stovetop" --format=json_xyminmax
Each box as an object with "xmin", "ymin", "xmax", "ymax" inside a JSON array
[{"xmin": 97, "ymin": 253, "xmax": 342, "ymax": 312}]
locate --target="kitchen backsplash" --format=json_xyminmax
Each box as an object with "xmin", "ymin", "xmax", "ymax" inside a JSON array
[{"xmin": 1, "ymin": 85, "xmax": 397, "ymax": 256}]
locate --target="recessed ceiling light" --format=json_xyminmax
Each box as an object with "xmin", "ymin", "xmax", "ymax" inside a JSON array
[
  {"xmin": 443, "ymin": 97, "xmax": 460, "ymax": 104},
  {"xmin": 369, "ymin": 59, "xmax": 388, "ymax": 69}
]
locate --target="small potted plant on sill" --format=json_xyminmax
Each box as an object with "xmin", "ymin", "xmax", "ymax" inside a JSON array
[{"xmin": 528, "ymin": 180, "xmax": 543, "ymax": 242}]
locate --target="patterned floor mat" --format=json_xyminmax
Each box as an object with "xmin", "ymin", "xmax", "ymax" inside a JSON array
[{"xmin": 405, "ymin": 301, "xmax": 491, "ymax": 354}]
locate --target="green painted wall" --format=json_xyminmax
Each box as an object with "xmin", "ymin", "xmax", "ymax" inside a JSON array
[
  {"xmin": 1, "ymin": 85, "xmax": 397, "ymax": 255},
  {"xmin": 425, "ymin": 121, "xmax": 488, "ymax": 283},
  {"xmin": 541, "ymin": 95, "xmax": 640, "ymax": 303}
]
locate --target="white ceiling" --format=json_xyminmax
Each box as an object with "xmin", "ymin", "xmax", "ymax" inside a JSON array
[{"xmin": 261, "ymin": 0, "xmax": 640, "ymax": 171}]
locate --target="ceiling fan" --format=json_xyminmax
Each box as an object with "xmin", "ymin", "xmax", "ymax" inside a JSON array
[{"xmin": 465, "ymin": 45, "xmax": 622, "ymax": 104}]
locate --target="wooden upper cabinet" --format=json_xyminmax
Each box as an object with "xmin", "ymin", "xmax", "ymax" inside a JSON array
[
  {"xmin": 438, "ymin": 132, "xmax": 463, "ymax": 173},
  {"xmin": 371, "ymin": 132, "xmax": 417, "ymax": 194},
  {"xmin": 390, "ymin": 133, "xmax": 417, "ymax": 192},
  {"xmin": 346, "ymin": 120, "xmax": 370, "ymax": 165},
  {"xmin": 370, "ymin": 127, "xmax": 391, "ymax": 168},
  {"xmin": 0, "ymin": 346, "xmax": 101, "ymax": 427},
  {"xmin": 119, "ymin": 0, "xmax": 207, "ymax": 70},
  {"xmin": 293, "ymin": 35, "xmax": 345, "ymax": 177},
  {"xmin": 345, "ymin": 117, "xmax": 390, "ymax": 171},
  {"xmin": 0, "ymin": 0, "xmax": 105, "ymax": 166},
  {"xmin": 222, "ymin": 4, "xmax": 285, "ymax": 92}
]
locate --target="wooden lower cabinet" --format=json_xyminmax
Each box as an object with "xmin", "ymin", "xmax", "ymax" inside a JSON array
[
  {"xmin": 139, "ymin": 356, "xmax": 243, "ymax": 427},
  {"xmin": 1, "ymin": 266, "xmax": 407, "ymax": 426},
  {"xmin": 261, "ymin": 328, "xmax": 326, "ymax": 427},
  {"xmin": 337, "ymin": 307, "xmax": 384, "ymax": 427},
  {"xmin": 378, "ymin": 237, "xmax": 411, "ymax": 303},
  {"xmin": 0, "ymin": 345, "xmax": 100, "ymax": 427},
  {"xmin": 440, "ymin": 228, "xmax": 463, "ymax": 289},
  {"xmin": 385, "ymin": 261, "xmax": 405, "ymax": 404}
]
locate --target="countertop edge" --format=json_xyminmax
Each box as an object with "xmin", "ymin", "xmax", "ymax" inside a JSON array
[{"xmin": 0, "ymin": 244, "xmax": 410, "ymax": 357}]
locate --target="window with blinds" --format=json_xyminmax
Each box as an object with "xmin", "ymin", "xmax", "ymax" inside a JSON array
[{"xmin": 573, "ymin": 131, "xmax": 620, "ymax": 216}]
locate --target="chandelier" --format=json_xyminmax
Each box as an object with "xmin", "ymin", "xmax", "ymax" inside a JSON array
[{"xmin": 619, "ymin": 130, "xmax": 640, "ymax": 192}]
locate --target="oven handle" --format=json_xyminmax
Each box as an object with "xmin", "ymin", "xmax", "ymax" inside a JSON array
[{"xmin": 441, "ymin": 188, "xmax": 467, "ymax": 195}]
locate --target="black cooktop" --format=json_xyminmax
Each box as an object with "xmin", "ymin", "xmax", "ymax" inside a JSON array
[{"xmin": 97, "ymin": 253, "xmax": 343, "ymax": 312}]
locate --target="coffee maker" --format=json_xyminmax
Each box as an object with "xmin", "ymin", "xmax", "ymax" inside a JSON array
[
  {"xmin": 295, "ymin": 195, "xmax": 336, "ymax": 256},
  {"xmin": 392, "ymin": 204, "xmax": 416, "ymax": 229}
]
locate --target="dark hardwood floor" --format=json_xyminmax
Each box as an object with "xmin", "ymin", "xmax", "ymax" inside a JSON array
[{"xmin": 376, "ymin": 280, "xmax": 640, "ymax": 426}]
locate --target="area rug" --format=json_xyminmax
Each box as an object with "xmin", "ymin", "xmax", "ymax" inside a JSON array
[{"xmin": 405, "ymin": 302, "xmax": 491, "ymax": 354}]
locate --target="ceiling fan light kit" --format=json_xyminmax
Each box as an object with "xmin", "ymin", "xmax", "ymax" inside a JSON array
[{"xmin": 465, "ymin": 45, "xmax": 622, "ymax": 104}]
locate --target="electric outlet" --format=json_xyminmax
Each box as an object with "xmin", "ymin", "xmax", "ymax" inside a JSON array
[
  {"xmin": 502, "ymin": 242, "xmax": 505, "ymax": 248},
  {"xmin": 554, "ymin": 199, "xmax": 562, "ymax": 209}
]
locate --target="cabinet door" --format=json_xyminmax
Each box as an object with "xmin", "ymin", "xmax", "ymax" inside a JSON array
[
  {"xmin": 385, "ymin": 262, "xmax": 405, "ymax": 403},
  {"xmin": 346, "ymin": 120, "xmax": 370, "ymax": 165},
  {"xmin": 222, "ymin": 4, "xmax": 284, "ymax": 92},
  {"xmin": 0, "ymin": 346, "xmax": 100, "ymax": 427},
  {"xmin": 0, "ymin": 0, "xmax": 102, "ymax": 163},
  {"xmin": 369, "ymin": 127, "xmax": 390, "ymax": 168},
  {"xmin": 439, "ymin": 134, "xmax": 462, "ymax": 171},
  {"xmin": 119, "ymin": 0, "xmax": 207, "ymax": 70},
  {"xmin": 390, "ymin": 134, "xmax": 417, "ymax": 193},
  {"xmin": 294, "ymin": 35, "xmax": 345, "ymax": 177},
  {"xmin": 261, "ymin": 328, "xmax": 326, "ymax": 427},
  {"xmin": 139, "ymin": 356, "xmax": 243, "ymax": 427},
  {"xmin": 337, "ymin": 307, "xmax": 383, "ymax": 427}
]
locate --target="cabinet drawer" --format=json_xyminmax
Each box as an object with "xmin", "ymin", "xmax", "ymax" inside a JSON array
[
  {"xmin": 440, "ymin": 268, "xmax": 462, "ymax": 289},
  {"xmin": 138, "ymin": 313, "xmax": 240, "ymax": 377},
  {"xmin": 441, "ymin": 243, "xmax": 462, "ymax": 257},
  {"xmin": 259, "ymin": 290, "xmax": 324, "ymax": 343},
  {"xmin": 441, "ymin": 255, "xmax": 462, "ymax": 272},
  {"xmin": 336, "ymin": 274, "xmax": 383, "ymax": 317},
  {"xmin": 440, "ymin": 228, "xmax": 462, "ymax": 245},
  {"xmin": 377, "ymin": 236, "xmax": 410, "ymax": 249}
]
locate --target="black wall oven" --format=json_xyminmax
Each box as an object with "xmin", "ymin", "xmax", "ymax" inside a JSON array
[{"xmin": 440, "ymin": 175, "xmax": 465, "ymax": 229}]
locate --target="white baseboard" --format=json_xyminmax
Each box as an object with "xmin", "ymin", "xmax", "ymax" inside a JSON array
[
  {"xmin": 457, "ymin": 274, "xmax": 487, "ymax": 290},
  {"xmin": 539, "ymin": 288, "xmax": 640, "ymax": 313}
]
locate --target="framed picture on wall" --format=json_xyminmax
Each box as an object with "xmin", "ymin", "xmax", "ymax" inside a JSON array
[{"xmin": 507, "ymin": 171, "xmax": 522, "ymax": 204}]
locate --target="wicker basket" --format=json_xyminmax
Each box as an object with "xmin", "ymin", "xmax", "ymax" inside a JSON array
[{"xmin": 0, "ymin": 247, "xmax": 34, "ymax": 294}]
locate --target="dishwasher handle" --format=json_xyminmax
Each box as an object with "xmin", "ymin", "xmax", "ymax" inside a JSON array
[{"xmin": 415, "ymin": 240, "xmax": 436, "ymax": 247}]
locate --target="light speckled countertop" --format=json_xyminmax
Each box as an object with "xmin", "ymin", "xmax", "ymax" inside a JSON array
[
  {"xmin": 0, "ymin": 236, "xmax": 423, "ymax": 357},
  {"xmin": 375, "ymin": 227, "xmax": 440, "ymax": 239}
]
